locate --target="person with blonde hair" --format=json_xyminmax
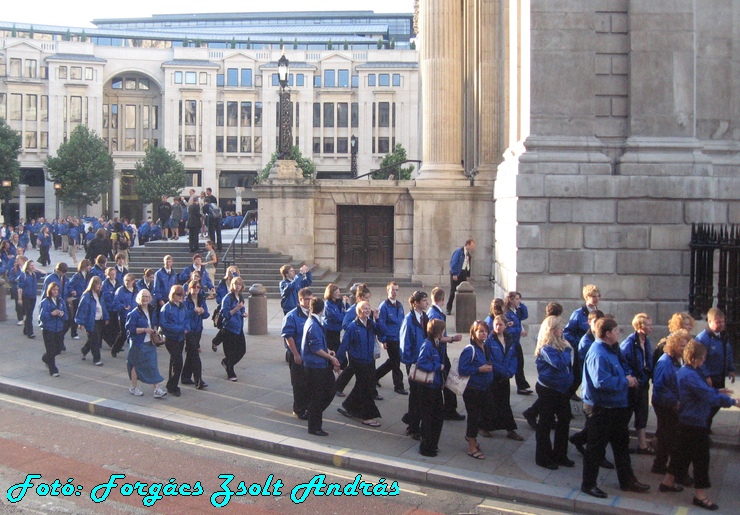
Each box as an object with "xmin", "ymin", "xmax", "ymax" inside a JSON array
[
  {"xmin": 219, "ymin": 276, "xmax": 248, "ymax": 381},
  {"xmin": 564, "ymin": 284, "xmax": 601, "ymax": 401},
  {"xmin": 160, "ymin": 284, "xmax": 189, "ymax": 396},
  {"xmin": 695, "ymin": 308, "xmax": 735, "ymax": 431},
  {"xmin": 415, "ymin": 318, "xmax": 448, "ymax": 456},
  {"xmin": 75, "ymin": 276, "xmax": 108, "ymax": 366},
  {"xmin": 620, "ymin": 313, "xmax": 655, "ymax": 454},
  {"xmin": 322, "ymin": 283, "xmax": 348, "ymax": 353},
  {"xmin": 126, "ymin": 289, "xmax": 166, "ymax": 398},
  {"xmin": 533, "ymin": 316, "xmax": 574, "ymax": 469},
  {"xmin": 459, "ymin": 320, "xmax": 495, "ymax": 459}
]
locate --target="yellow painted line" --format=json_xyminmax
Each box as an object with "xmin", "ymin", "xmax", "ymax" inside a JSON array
[
  {"xmin": 675, "ymin": 507, "xmax": 689, "ymax": 515},
  {"xmin": 477, "ymin": 504, "xmax": 540, "ymax": 515},
  {"xmin": 332, "ymin": 447, "xmax": 351, "ymax": 467},
  {"xmin": 88, "ymin": 398, "xmax": 106, "ymax": 414}
]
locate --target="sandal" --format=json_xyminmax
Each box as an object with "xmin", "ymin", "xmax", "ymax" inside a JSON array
[
  {"xmin": 467, "ymin": 450, "xmax": 485, "ymax": 460},
  {"xmin": 362, "ymin": 420, "xmax": 381, "ymax": 427},
  {"xmin": 478, "ymin": 429, "xmax": 492, "ymax": 438},
  {"xmin": 692, "ymin": 497, "xmax": 719, "ymax": 511},
  {"xmin": 465, "ymin": 436, "xmax": 481, "ymax": 451}
]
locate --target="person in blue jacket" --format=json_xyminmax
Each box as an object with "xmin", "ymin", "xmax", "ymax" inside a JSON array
[
  {"xmin": 179, "ymin": 254, "xmax": 215, "ymax": 292},
  {"xmin": 564, "ymin": 284, "xmax": 601, "ymax": 399},
  {"xmin": 399, "ymin": 291, "xmax": 429, "ymax": 439},
  {"xmin": 302, "ymin": 298, "xmax": 341, "ymax": 436},
  {"xmin": 695, "ymin": 307, "xmax": 736, "ymax": 431},
  {"xmin": 89, "ymin": 255, "xmax": 107, "ymax": 283},
  {"xmin": 111, "ymin": 273, "xmax": 138, "ymax": 357},
  {"xmin": 504, "ymin": 291, "xmax": 531, "ymax": 395},
  {"xmin": 335, "ymin": 284, "xmax": 372, "ymax": 396},
  {"xmin": 17, "ymin": 259, "xmax": 46, "ymax": 339},
  {"xmin": 533, "ymin": 316, "xmax": 574, "ymax": 470},
  {"xmin": 281, "ymin": 288, "xmax": 313, "ymax": 420},
  {"xmin": 219, "ymin": 276, "xmax": 248, "ymax": 381},
  {"xmin": 39, "ymin": 282, "xmax": 68, "ymax": 376},
  {"xmin": 17, "ymin": 225, "xmax": 29, "ymax": 253},
  {"xmin": 125, "ymin": 289, "xmax": 166, "ymax": 398},
  {"xmin": 428, "ymin": 287, "xmax": 465, "ymax": 420},
  {"xmin": 154, "ymin": 255, "xmax": 178, "ymax": 308},
  {"xmin": 581, "ymin": 318, "xmax": 648, "ymax": 499},
  {"xmin": 37, "ymin": 225, "xmax": 52, "ymax": 266},
  {"xmin": 75, "ymin": 276, "xmax": 109, "ymax": 365},
  {"xmin": 415, "ymin": 318, "xmax": 447, "ymax": 457},
  {"xmin": 321, "ymin": 283, "xmax": 348, "ymax": 353},
  {"xmin": 446, "ymin": 239, "xmax": 475, "ymax": 315},
  {"xmin": 101, "ymin": 267, "xmax": 122, "ymax": 349},
  {"xmin": 180, "ymin": 278, "xmax": 209, "ymax": 390},
  {"xmin": 664, "ymin": 340, "xmax": 739, "ymax": 511},
  {"xmin": 66, "ymin": 259, "xmax": 91, "ymax": 341},
  {"xmin": 376, "ymin": 281, "xmax": 407, "ymax": 394},
  {"xmin": 459, "ymin": 320, "xmax": 495, "ymax": 460},
  {"xmin": 620, "ymin": 313, "xmax": 654, "ymax": 454},
  {"xmin": 159, "ymin": 284, "xmax": 189, "ymax": 396},
  {"xmin": 138, "ymin": 220, "xmax": 151, "ymax": 245},
  {"xmin": 337, "ymin": 301, "xmax": 385, "ymax": 428},
  {"xmin": 279, "ymin": 264, "xmax": 312, "ymax": 314}
]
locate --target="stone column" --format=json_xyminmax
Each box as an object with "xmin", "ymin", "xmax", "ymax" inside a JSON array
[
  {"xmin": 234, "ymin": 187, "xmax": 244, "ymax": 214},
  {"xmin": 417, "ymin": 0, "xmax": 466, "ymax": 181},
  {"xmin": 18, "ymin": 184, "xmax": 27, "ymax": 223},
  {"xmin": 111, "ymin": 169, "xmax": 122, "ymax": 220}
]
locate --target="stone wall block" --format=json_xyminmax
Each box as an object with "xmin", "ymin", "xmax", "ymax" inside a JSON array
[
  {"xmin": 611, "ymin": 54, "xmax": 629, "ymax": 74},
  {"xmin": 656, "ymin": 302, "xmax": 690, "ymax": 326},
  {"xmin": 517, "ymin": 274, "xmax": 582, "ymax": 301},
  {"xmin": 648, "ymin": 275, "xmax": 690, "ymax": 301},
  {"xmin": 517, "ymin": 249, "xmax": 549, "ymax": 273},
  {"xmin": 729, "ymin": 202, "xmax": 740, "ymax": 223},
  {"xmin": 549, "ymin": 250, "xmax": 594, "ymax": 274},
  {"xmin": 717, "ymin": 178, "xmax": 740, "ymax": 200},
  {"xmin": 517, "ymin": 174, "xmax": 546, "ymax": 197},
  {"xmin": 543, "ymin": 175, "xmax": 589, "ymax": 198},
  {"xmin": 541, "ymin": 225, "xmax": 584, "ymax": 249},
  {"xmin": 579, "ymin": 163, "xmax": 612, "ymax": 175},
  {"xmin": 516, "ymin": 225, "xmax": 542, "ymax": 248},
  {"xmin": 315, "ymin": 196, "xmax": 337, "ymax": 215},
  {"xmin": 618, "ymin": 200, "xmax": 683, "ymax": 224},
  {"xmin": 587, "ymin": 176, "xmax": 630, "ymax": 197},
  {"xmin": 616, "ymin": 250, "xmax": 682, "ymax": 275},
  {"xmin": 587, "ymin": 275, "xmax": 649, "ymax": 300},
  {"xmin": 572, "ymin": 200, "xmax": 616, "ymax": 223},
  {"xmin": 684, "ymin": 201, "xmax": 728, "ymax": 224},
  {"xmin": 611, "ymin": 302, "xmax": 660, "ymax": 325},
  {"xmin": 585, "ymin": 226, "xmax": 649, "ymax": 249},
  {"xmin": 518, "ymin": 199, "xmax": 549, "ymax": 223},
  {"xmin": 596, "ymin": 54, "xmax": 612, "ymax": 75},
  {"xmin": 593, "ymin": 251, "xmax": 617, "ymax": 274},
  {"xmin": 549, "ymin": 200, "xmax": 572, "ymax": 222}
]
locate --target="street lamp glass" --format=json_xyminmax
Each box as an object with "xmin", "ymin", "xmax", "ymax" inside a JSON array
[
  {"xmin": 277, "ymin": 55, "xmax": 289, "ymax": 85},
  {"xmin": 1, "ymin": 180, "xmax": 11, "ymax": 188}
]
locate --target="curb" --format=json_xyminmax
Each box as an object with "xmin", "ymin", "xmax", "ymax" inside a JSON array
[{"xmin": 0, "ymin": 377, "xmax": 681, "ymax": 515}]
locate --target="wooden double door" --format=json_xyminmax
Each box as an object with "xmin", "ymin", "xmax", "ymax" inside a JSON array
[{"xmin": 337, "ymin": 205, "xmax": 394, "ymax": 273}]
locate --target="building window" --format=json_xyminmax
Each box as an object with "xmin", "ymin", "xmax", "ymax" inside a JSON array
[
  {"xmin": 216, "ymin": 136, "xmax": 224, "ymax": 152},
  {"xmin": 9, "ymin": 59, "xmax": 21, "ymax": 77},
  {"xmin": 110, "ymin": 104, "xmax": 118, "ymax": 129},
  {"xmin": 338, "ymin": 69, "xmax": 349, "ymax": 88},
  {"xmin": 241, "ymin": 68, "xmax": 252, "ymax": 87},
  {"xmin": 227, "ymin": 68, "xmax": 238, "ymax": 86},
  {"xmin": 323, "ymin": 103, "xmax": 334, "ymax": 128},
  {"xmin": 313, "ymin": 75, "xmax": 321, "ymax": 88},
  {"xmin": 392, "ymin": 102, "xmax": 396, "ymax": 127},
  {"xmin": 313, "ymin": 103, "xmax": 321, "ymax": 127},
  {"xmin": 103, "ymin": 105, "xmax": 109, "ymax": 128},
  {"xmin": 216, "ymin": 102, "xmax": 224, "ymax": 126},
  {"xmin": 58, "ymin": 66, "xmax": 67, "ymax": 79},
  {"xmin": 337, "ymin": 137, "xmax": 348, "ymax": 154},
  {"xmin": 337, "ymin": 102, "xmax": 348, "ymax": 128},
  {"xmin": 392, "ymin": 73, "xmax": 401, "ymax": 86},
  {"xmin": 125, "ymin": 105, "xmax": 136, "ymax": 129},
  {"xmin": 217, "ymin": 74, "xmax": 224, "ymax": 87},
  {"xmin": 351, "ymin": 75, "xmax": 359, "ymax": 88},
  {"xmin": 152, "ymin": 106, "xmax": 158, "ymax": 129},
  {"xmin": 323, "ymin": 137, "xmax": 334, "ymax": 153},
  {"xmin": 70, "ymin": 96, "xmax": 82, "ymax": 123},
  {"xmin": 254, "ymin": 136, "xmax": 262, "ymax": 153},
  {"xmin": 125, "ymin": 79, "xmax": 136, "ymax": 90},
  {"xmin": 240, "ymin": 136, "xmax": 251, "ymax": 153},
  {"xmin": 142, "ymin": 106, "xmax": 150, "ymax": 129},
  {"xmin": 25, "ymin": 132, "xmax": 37, "ymax": 149},
  {"xmin": 184, "ymin": 135, "xmax": 196, "ymax": 152},
  {"xmin": 71, "ymin": 67, "xmax": 82, "ymax": 80},
  {"xmin": 25, "ymin": 94, "xmax": 37, "ymax": 121},
  {"xmin": 185, "ymin": 100, "xmax": 196, "ymax": 125},
  {"xmin": 227, "ymin": 101, "xmax": 238, "ymax": 126},
  {"xmin": 185, "ymin": 72, "xmax": 197, "ymax": 84},
  {"xmin": 296, "ymin": 73, "xmax": 305, "ymax": 87},
  {"xmin": 111, "ymin": 77, "xmax": 123, "ymax": 89},
  {"xmin": 25, "ymin": 59, "xmax": 37, "ymax": 78},
  {"xmin": 272, "ymin": 73, "xmax": 279, "ymax": 87},
  {"xmin": 10, "ymin": 93, "xmax": 22, "ymax": 120},
  {"xmin": 379, "ymin": 73, "xmax": 390, "ymax": 86},
  {"xmin": 313, "ymin": 137, "xmax": 321, "ymax": 154},
  {"xmin": 241, "ymin": 102, "xmax": 251, "ymax": 127},
  {"xmin": 351, "ymin": 102, "xmax": 359, "ymax": 128},
  {"xmin": 324, "ymin": 70, "xmax": 335, "ymax": 87},
  {"xmin": 40, "ymin": 66, "xmax": 48, "ymax": 79},
  {"xmin": 199, "ymin": 72, "xmax": 208, "ymax": 85},
  {"xmin": 368, "ymin": 74, "xmax": 376, "ymax": 87},
  {"xmin": 110, "ymin": 138, "xmax": 118, "ymax": 151},
  {"xmin": 41, "ymin": 132, "xmax": 48, "ymax": 149},
  {"xmin": 86, "ymin": 67, "xmax": 94, "ymax": 80},
  {"xmin": 40, "ymin": 96, "xmax": 48, "ymax": 121},
  {"xmin": 378, "ymin": 102, "xmax": 390, "ymax": 127},
  {"xmin": 378, "ymin": 137, "xmax": 390, "ymax": 154},
  {"xmin": 125, "ymin": 138, "xmax": 136, "ymax": 151},
  {"xmin": 174, "ymin": 71, "xmax": 183, "ymax": 84},
  {"xmin": 227, "ymin": 136, "xmax": 238, "ymax": 153},
  {"xmin": 254, "ymin": 102, "xmax": 262, "ymax": 127},
  {"xmin": 139, "ymin": 78, "xmax": 150, "ymax": 90}
]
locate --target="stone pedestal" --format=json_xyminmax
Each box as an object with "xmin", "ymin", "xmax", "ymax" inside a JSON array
[
  {"xmin": 269, "ymin": 160, "xmax": 301, "ymax": 180},
  {"xmin": 234, "ymin": 187, "xmax": 244, "ymax": 213},
  {"xmin": 454, "ymin": 281, "xmax": 476, "ymax": 334},
  {"xmin": 18, "ymin": 184, "xmax": 27, "ymax": 223}
]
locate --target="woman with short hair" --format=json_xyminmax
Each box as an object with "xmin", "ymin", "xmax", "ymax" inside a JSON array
[
  {"xmin": 126, "ymin": 289, "xmax": 166, "ymax": 398},
  {"xmin": 322, "ymin": 283, "xmax": 348, "ymax": 353},
  {"xmin": 160, "ymin": 284, "xmax": 189, "ymax": 396},
  {"xmin": 112, "ymin": 273, "xmax": 138, "ymax": 357},
  {"xmin": 459, "ymin": 320, "xmax": 494, "ymax": 459},
  {"xmin": 75, "ymin": 276, "xmax": 108, "ymax": 365},
  {"xmin": 620, "ymin": 313, "xmax": 654, "ymax": 454},
  {"xmin": 219, "ymin": 276, "xmax": 248, "ymax": 381},
  {"xmin": 181, "ymin": 278, "xmax": 209, "ymax": 389},
  {"xmin": 39, "ymin": 282, "xmax": 68, "ymax": 376}
]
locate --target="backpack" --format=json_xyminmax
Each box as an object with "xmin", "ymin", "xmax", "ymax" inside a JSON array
[
  {"xmin": 117, "ymin": 231, "xmax": 129, "ymax": 250},
  {"xmin": 209, "ymin": 204, "xmax": 223, "ymax": 219}
]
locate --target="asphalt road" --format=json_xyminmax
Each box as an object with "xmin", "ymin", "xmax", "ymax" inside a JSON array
[{"xmin": 0, "ymin": 394, "xmax": 568, "ymax": 515}]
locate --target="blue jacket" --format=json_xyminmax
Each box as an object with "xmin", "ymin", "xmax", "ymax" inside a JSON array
[
  {"xmin": 578, "ymin": 331, "xmax": 596, "ymax": 362},
  {"xmin": 183, "ymin": 293, "xmax": 209, "ymax": 333},
  {"xmin": 279, "ymin": 271, "xmax": 312, "ymax": 313},
  {"xmin": 322, "ymin": 298, "xmax": 347, "ymax": 333},
  {"xmin": 487, "ymin": 334, "xmax": 517, "ymax": 380},
  {"xmin": 126, "ymin": 305, "xmax": 159, "ymax": 347},
  {"xmin": 536, "ymin": 345, "xmax": 574, "ymax": 394},
  {"xmin": 504, "ymin": 304, "xmax": 528, "ymax": 345},
  {"xmin": 114, "ymin": 285, "xmax": 139, "ymax": 319},
  {"xmin": 342, "ymin": 303, "xmax": 359, "ymax": 331},
  {"xmin": 42, "ymin": 272, "xmax": 67, "ymax": 299},
  {"xmin": 220, "ymin": 292, "xmax": 246, "ymax": 335},
  {"xmin": 695, "ymin": 329, "xmax": 735, "ymax": 380},
  {"xmin": 301, "ymin": 315, "xmax": 330, "ymax": 369},
  {"xmin": 101, "ymin": 279, "xmax": 121, "ymax": 313},
  {"xmin": 154, "ymin": 267, "xmax": 178, "ymax": 305},
  {"xmin": 66, "ymin": 271, "xmax": 88, "ymax": 300},
  {"xmin": 18, "ymin": 270, "xmax": 45, "ymax": 298},
  {"xmin": 39, "ymin": 296, "xmax": 68, "ymax": 332},
  {"xmin": 159, "ymin": 301, "xmax": 188, "ymax": 342},
  {"xmin": 89, "ymin": 264, "xmax": 106, "ymax": 283},
  {"xmin": 619, "ymin": 332, "xmax": 653, "ymax": 386},
  {"xmin": 215, "ymin": 279, "xmax": 231, "ymax": 304},
  {"xmin": 652, "ymin": 352, "xmax": 681, "ymax": 408},
  {"xmin": 281, "ymin": 307, "xmax": 309, "ymax": 352},
  {"xmin": 399, "ymin": 310, "xmax": 428, "ymax": 365},
  {"xmin": 377, "ymin": 298, "xmax": 404, "ymax": 342},
  {"xmin": 449, "ymin": 246, "xmax": 466, "ymax": 276},
  {"xmin": 564, "ymin": 305, "xmax": 589, "ymax": 347},
  {"xmin": 417, "ymin": 338, "xmax": 444, "ymax": 389},
  {"xmin": 338, "ymin": 317, "xmax": 385, "ymax": 366},
  {"xmin": 138, "ymin": 222, "xmax": 150, "ymax": 237},
  {"xmin": 38, "ymin": 233, "xmax": 52, "ymax": 248},
  {"xmin": 582, "ymin": 340, "xmax": 629, "ymax": 408},
  {"xmin": 458, "ymin": 342, "xmax": 493, "ymax": 391},
  {"xmin": 114, "ymin": 265, "xmax": 128, "ymax": 286},
  {"xmin": 75, "ymin": 292, "xmax": 109, "ymax": 332},
  {"xmin": 677, "ymin": 365, "xmax": 735, "ymax": 428},
  {"xmin": 179, "ymin": 265, "xmax": 215, "ymax": 290}
]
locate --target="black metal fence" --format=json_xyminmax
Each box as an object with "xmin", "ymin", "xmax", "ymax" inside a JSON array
[{"xmin": 689, "ymin": 223, "xmax": 740, "ymax": 359}]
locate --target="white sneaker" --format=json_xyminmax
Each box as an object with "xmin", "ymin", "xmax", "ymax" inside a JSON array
[
  {"xmin": 16, "ymin": 320, "xmax": 23, "ymax": 326},
  {"xmin": 129, "ymin": 386, "xmax": 143, "ymax": 396},
  {"xmin": 153, "ymin": 387, "xmax": 167, "ymax": 398},
  {"xmin": 94, "ymin": 361, "xmax": 103, "ymax": 366},
  {"xmin": 73, "ymin": 335, "xmax": 80, "ymax": 340}
]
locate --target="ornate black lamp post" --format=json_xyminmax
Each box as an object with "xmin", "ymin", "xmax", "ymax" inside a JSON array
[
  {"xmin": 54, "ymin": 181, "xmax": 62, "ymax": 219},
  {"xmin": 350, "ymin": 135, "xmax": 358, "ymax": 177},
  {"xmin": 1, "ymin": 179, "xmax": 11, "ymax": 224},
  {"xmin": 277, "ymin": 54, "xmax": 292, "ymax": 160}
]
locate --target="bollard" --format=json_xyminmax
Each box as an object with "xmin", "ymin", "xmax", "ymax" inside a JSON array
[
  {"xmin": 0, "ymin": 277, "xmax": 6, "ymax": 322},
  {"xmin": 454, "ymin": 281, "xmax": 476, "ymax": 333},
  {"xmin": 247, "ymin": 283, "xmax": 268, "ymax": 335}
]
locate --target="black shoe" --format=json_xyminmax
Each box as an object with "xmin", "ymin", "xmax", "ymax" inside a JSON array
[
  {"xmin": 445, "ymin": 310, "xmax": 452, "ymax": 316},
  {"xmin": 569, "ymin": 436, "xmax": 585, "ymax": 456},
  {"xmin": 406, "ymin": 429, "xmax": 420, "ymax": 440},
  {"xmin": 293, "ymin": 411, "xmax": 308, "ymax": 421},
  {"xmin": 659, "ymin": 483, "xmax": 684, "ymax": 493},
  {"xmin": 556, "ymin": 457, "xmax": 576, "ymax": 468},
  {"xmin": 111, "ymin": 350, "xmax": 117, "ymax": 358},
  {"xmin": 581, "ymin": 486, "xmax": 607, "ymax": 499},
  {"xmin": 27, "ymin": 334, "xmax": 36, "ymax": 339},
  {"xmin": 524, "ymin": 409, "xmax": 538, "ymax": 430},
  {"xmin": 195, "ymin": 381, "xmax": 208, "ymax": 390},
  {"xmin": 61, "ymin": 345, "xmax": 66, "ymax": 351},
  {"xmin": 309, "ymin": 429, "xmax": 329, "ymax": 436},
  {"xmin": 621, "ymin": 479, "xmax": 650, "ymax": 493},
  {"xmin": 167, "ymin": 388, "xmax": 181, "ymax": 397},
  {"xmin": 600, "ymin": 458, "xmax": 615, "ymax": 469},
  {"xmin": 181, "ymin": 379, "xmax": 195, "ymax": 385},
  {"xmin": 570, "ymin": 393, "xmax": 582, "ymax": 402},
  {"xmin": 517, "ymin": 389, "xmax": 533, "ymax": 395},
  {"xmin": 676, "ymin": 475, "xmax": 694, "ymax": 487},
  {"xmin": 692, "ymin": 496, "xmax": 719, "ymax": 511},
  {"xmin": 443, "ymin": 411, "xmax": 466, "ymax": 421},
  {"xmin": 537, "ymin": 461, "xmax": 558, "ymax": 470},
  {"xmin": 651, "ymin": 464, "xmax": 667, "ymax": 474},
  {"xmin": 419, "ymin": 448, "xmax": 438, "ymax": 457},
  {"xmin": 394, "ymin": 387, "xmax": 409, "ymax": 395}
]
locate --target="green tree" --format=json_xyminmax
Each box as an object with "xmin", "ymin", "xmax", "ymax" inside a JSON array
[
  {"xmin": 11, "ymin": 25, "xmax": 17, "ymax": 37},
  {"xmin": 230, "ymin": 37, "xmax": 236, "ymax": 49},
  {"xmin": 293, "ymin": 38, "xmax": 298, "ymax": 50},
  {"xmin": 80, "ymin": 30, "xmax": 87, "ymax": 42},
  {"xmin": 377, "ymin": 38, "xmax": 383, "ymax": 49},
  {"xmin": 259, "ymin": 146, "xmax": 315, "ymax": 182},
  {"xmin": 29, "ymin": 26, "xmax": 34, "ymax": 39},
  {"xmin": 45, "ymin": 125, "xmax": 114, "ymax": 212},
  {"xmin": 132, "ymin": 146, "xmax": 188, "ymax": 206},
  {"xmin": 327, "ymin": 39, "xmax": 333, "ymax": 50},
  {"xmin": 63, "ymin": 29, "xmax": 71, "ymax": 41},
  {"xmin": 372, "ymin": 143, "xmax": 414, "ymax": 180},
  {"xmin": 0, "ymin": 119, "xmax": 22, "ymax": 209}
]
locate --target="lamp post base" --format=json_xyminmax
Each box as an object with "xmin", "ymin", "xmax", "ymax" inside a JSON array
[{"xmin": 269, "ymin": 159, "xmax": 301, "ymax": 179}]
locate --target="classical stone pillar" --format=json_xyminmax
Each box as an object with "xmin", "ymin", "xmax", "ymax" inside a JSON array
[
  {"xmin": 111, "ymin": 170, "xmax": 122, "ymax": 220},
  {"xmin": 234, "ymin": 187, "xmax": 244, "ymax": 214},
  {"xmin": 417, "ymin": 0, "xmax": 465, "ymax": 181},
  {"xmin": 18, "ymin": 184, "xmax": 27, "ymax": 223}
]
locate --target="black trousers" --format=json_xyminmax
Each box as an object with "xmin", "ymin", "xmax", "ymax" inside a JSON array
[
  {"xmin": 672, "ymin": 423, "xmax": 711, "ymax": 489},
  {"xmin": 68, "ymin": 299, "xmax": 79, "ymax": 337},
  {"xmin": 485, "ymin": 379, "xmax": 517, "ymax": 431},
  {"xmin": 514, "ymin": 341, "xmax": 530, "ymax": 390},
  {"xmin": 419, "ymin": 386, "xmax": 444, "ymax": 454},
  {"xmin": 112, "ymin": 315, "xmax": 127, "ymax": 355},
  {"xmin": 305, "ymin": 366, "xmax": 336, "ymax": 433},
  {"xmin": 165, "ymin": 338, "xmax": 185, "ymax": 392},
  {"xmin": 535, "ymin": 383, "xmax": 571, "ymax": 466},
  {"xmin": 376, "ymin": 340, "xmax": 404, "ymax": 390},
  {"xmin": 188, "ymin": 226, "xmax": 200, "ymax": 252},
  {"xmin": 222, "ymin": 329, "xmax": 246, "ymax": 378},
  {"xmin": 208, "ymin": 221, "xmax": 223, "ymax": 250},
  {"xmin": 335, "ymin": 362, "xmax": 355, "ymax": 392},
  {"xmin": 39, "ymin": 245, "xmax": 51, "ymax": 265},
  {"xmin": 404, "ymin": 363, "xmax": 422, "ymax": 434},
  {"xmin": 81, "ymin": 320, "xmax": 104, "ymax": 362},
  {"xmin": 446, "ymin": 271, "xmax": 469, "ymax": 313},
  {"xmin": 181, "ymin": 331, "xmax": 203, "ymax": 384},
  {"xmin": 22, "ymin": 295, "xmax": 36, "ymax": 337},
  {"xmin": 653, "ymin": 403, "xmax": 679, "ymax": 473},
  {"xmin": 42, "ymin": 329, "xmax": 64, "ymax": 374},
  {"xmin": 287, "ymin": 351, "xmax": 310, "ymax": 415},
  {"xmin": 463, "ymin": 387, "xmax": 492, "ymax": 439},
  {"xmin": 342, "ymin": 359, "xmax": 380, "ymax": 420},
  {"xmin": 102, "ymin": 313, "xmax": 119, "ymax": 348},
  {"xmin": 582, "ymin": 406, "xmax": 634, "ymax": 490},
  {"xmin": 326, "ymin": 330, "xmax": 341, "ymax": 353}
]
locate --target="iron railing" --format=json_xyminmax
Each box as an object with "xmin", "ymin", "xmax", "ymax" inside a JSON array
[{"xmin": 221, "ymin": 209, "xmax": 257, "ymax": 274}]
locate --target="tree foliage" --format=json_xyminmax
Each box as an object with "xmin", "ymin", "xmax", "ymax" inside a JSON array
[
  {"xmin": 372, "ymin": 143, "xmax": 414, "ymax": 180},
  {"xmin": 45, "ymin": 125, "xmax": 114, "ymax": 211},
  {"xmin": 259, "ymin": 146, "xmax": 315, "ymax": 181},
  {"xmin": 0, "ymin": 118, "xmax": 22, "ymax": 201},
  {"xmin": 132, "ymin": 146, "xmax": 188, "ymax": 205}
]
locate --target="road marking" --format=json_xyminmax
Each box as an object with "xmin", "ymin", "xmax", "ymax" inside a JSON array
[
  {"xmin": 88, "ymin": 398, "xmax": 105, "ymax": 414},
  {"xmin": 333, "ymin": 447, "xmax": 351, "ymax": 467}
]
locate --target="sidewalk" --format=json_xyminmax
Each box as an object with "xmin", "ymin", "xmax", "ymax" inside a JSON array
[{"xmin": 1, "ymin": 243, "xmax": 739, "ymax": 514}]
